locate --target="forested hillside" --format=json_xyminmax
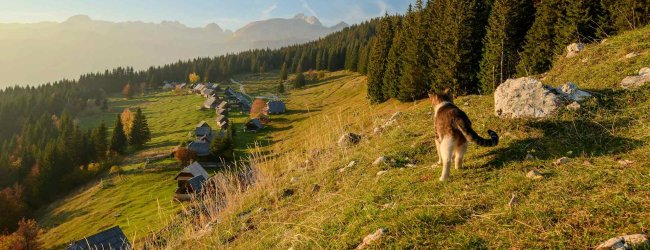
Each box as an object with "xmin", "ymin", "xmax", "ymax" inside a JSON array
[{"xmin": 367, "ymin": 0, "xmax": 650, "ymax": 102}]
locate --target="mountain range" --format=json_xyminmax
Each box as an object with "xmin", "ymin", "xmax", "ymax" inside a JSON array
[{"xmin": 0, "ymin": 14, "xmax": 347, "ymax": 87}]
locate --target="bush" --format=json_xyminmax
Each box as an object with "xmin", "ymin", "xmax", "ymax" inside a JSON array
[
  {"xmin": 109, "ymin": 166, "xmax": 122, "ymax": 175},
  {"xmin": 87, "ymin": 163, "xmax": 102, "ymax": 173}
]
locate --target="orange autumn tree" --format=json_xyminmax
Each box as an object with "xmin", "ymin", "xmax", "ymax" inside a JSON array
[
  {"xmin": 120, "ymin": 108, "xmax": 135, "ymax": 140},
  {"xmin": 249, "ymin": 99, "xmax": 267, "ymax": 118},
  {"xmin": 188, "ymin": 72, "xmax": 200, "ymax": 84}
]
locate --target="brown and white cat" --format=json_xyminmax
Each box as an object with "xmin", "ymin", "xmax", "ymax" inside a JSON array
[{"xmin": 429, "ymin": 89, "xmax": 499, "ymax": 181}]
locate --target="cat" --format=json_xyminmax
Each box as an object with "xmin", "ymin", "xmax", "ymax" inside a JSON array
[{"xmin": 429, "ymin": 89, "xmax": 499, "ymax": 181}]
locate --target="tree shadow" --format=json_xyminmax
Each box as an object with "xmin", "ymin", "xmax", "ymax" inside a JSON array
[{"xmin": 480, "ymin": 118, "xmax": 643, "ymax": 169}]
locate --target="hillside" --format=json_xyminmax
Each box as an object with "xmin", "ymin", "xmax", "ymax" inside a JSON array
[{"xmin": 147, "ymin": 27, "xmax": 650, "ymax": 249}]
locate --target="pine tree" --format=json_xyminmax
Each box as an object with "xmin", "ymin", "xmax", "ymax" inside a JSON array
[
  {"xmin": 129, "ymin": 108, "xmax": 151, "ymax": 148},
  {"xmin": 367, "ymin": 13, "xmax": 394, "ymax": 103},
  {"xmin": 293, "ymin": 64, "xmax": 306, "ymax": 88},
  {"xmin": 109, "ymin": 114, "xmax": 128, "ymax": 154},
  {"xmin": 382, "ymin": 19, "xmax": 404, "ymax": 99},
  {"xmin": 398, "ymin": 2, "xmax": 430, "ymax": 101},
  {"xmin": 517, "ymin": 0, "xmax": 562, "ymax": 76},
  {"xmin": 279, "ymin": 62, "xmax": 288, "ymax": 81},
  {"xmin": 479, "ymin": 0, "xmax": 534, "ymax": 93},
  {"xmin": 277, "ymin": 82, "xmax": 285, "ymax": 94},
  {"xmin": 92, "ymin": 120, "xmax": 108, "ymax": 161}
]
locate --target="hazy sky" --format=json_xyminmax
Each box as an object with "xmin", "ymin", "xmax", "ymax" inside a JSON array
[{"xmin": 0, "ymin": 0, "xmax": 410, "ymax": 30}]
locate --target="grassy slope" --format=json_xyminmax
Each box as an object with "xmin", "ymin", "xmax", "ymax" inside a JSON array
[
  {"xmin": 37, "ymin": 91, "xmax": 247, "ymax": 248},
  {"xmin": 165, "ymin": 27, "xmax": 650, "ymax": 249}
]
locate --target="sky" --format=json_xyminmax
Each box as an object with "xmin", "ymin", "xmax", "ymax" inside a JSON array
[{"xmin": 0, "ymin": 0, "xmax": 410, "ymax": 30}]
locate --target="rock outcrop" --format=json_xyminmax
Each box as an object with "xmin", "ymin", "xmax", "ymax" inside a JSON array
[
  {"xmin": 495, "ymin": 77, "xmax": 592, "ymax": 118},
  {"xmin": 338, "ymin": 133, "xmax": 361, "ymax": 148},
  {"xmin": 621, "ymin": 67, "xmax": 650, "ymax": 89},
  {"xmin": 566, "ymin": 43, "xmax": 585, "ymax": 58},
  {"xmin": 596, "ymin": 234, "xmax": 649, "ymax": 250}
]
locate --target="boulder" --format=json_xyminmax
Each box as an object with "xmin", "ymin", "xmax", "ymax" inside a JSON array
[
  {"xmin": 557, "ymin": 82, "xmax": 592, "ymax": 102},
  {"xmin": 376, "ymin": 170, "xmax": 388, "ymax": 176},
  {"xmin": 338, "ymin": 133, "xmax": 361, "ymax": 148},
  {"xmin": 621, "ymin": 67, "xmax": 650, "ymax": 89},
  {"xmin": 596, "ymin": 234, "xmax": 649, "ymax": 250},
  {"xmin": 494, "ymin": 77, "xmax": 564, "ymax": 118},
  {"xmin": 566, "ymin": 43, "xmax": 585, "ymax": 58},
  {"xmin": 495, "ymin": 78, "xmax": 593, "ymax": 118}
]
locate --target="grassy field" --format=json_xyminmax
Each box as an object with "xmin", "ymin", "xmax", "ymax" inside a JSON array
[
  {"xmin": 37, "ymin": 85, "xmax": 277, "ymax": 248},
  {"xmin": 155, "ymin": 27, "xmax": 650, "ymax": 249}
]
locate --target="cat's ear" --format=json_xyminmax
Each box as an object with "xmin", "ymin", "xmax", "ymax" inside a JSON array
[
  {"xmin": 443, "ymin": 88, "xmax": 453, "ymax": 100},
  {"xmin": 427, "ymin": 90, "xmax": 434, "ymax": 98},
  {"xmin": 443, "ymin": 88, "xmax": 450, "ymax": 95}
]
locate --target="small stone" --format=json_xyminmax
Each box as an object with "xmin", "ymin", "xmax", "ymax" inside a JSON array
[
  {"xmin": 525, "ymin": 153, "xmax": 534, "ymax": 160},
  {"xmin": 618, "ymin": 159, "xmax": 634, "ymax": 167},
  {"xmin": 426, "ymin": 112, "xmax": 433, "ymax": 116},
  {"xmin": 338, "ymin": 133, "xmax": 362, "ymax": 148},
  {"xmin": 347, "ymin": 161, "xmax": 357, "ymax": 168},
  {"xmin": 583, "ymin": 160, "xmax": 593, "ymax": 166},
  {"xmin": 388, "ymin": 111, "xmax": 403, "ymax": 121},
  {"xmin": 526, "ymin": 169, "xmax": 544, "ymax": 180},
  {"xmin": 554, "ymin": 157, "xmax": 569, "ymax": 166},
  {"xmin": 463, "ymin": 101, "xmax": 469, "ymax": 106},
  {"xmin": 356, "ymin": 228, "xmax": 388, "ymax": 249},
  {"xmin": 581, "ymin": 58, "xmax": 589, "ymax": 63},
  {"xmin": 639, "ymin": 67, "xmax": 650, "ymax": 76},
  {"xmin": 338, "ymin": 168, "xmax": 346, "ymax": 173},
  {"xmin": 376, "ymin": 170, "xmax": 388, "ymax": 176},
  {"xmin": 311, "ymin": 183, "xmax": 321, "ymax": 193},
  {"xmin": 290, "ymin": 177, "xmax": 297, "ymax": 183},
  {"xmin": 625, "ymin": 52, "xmax": 640, "ymax": 59},
  {"xmin": 508, "ymin": 193, "xmax": 517, "ymax": 207},
  {"xmin": 373, "ymin": 127, "xmax": 382, "ymax": 135},
  {"xmin": 566, "ymin": 101, "xmax": 581, "ymax": 111},
  {"xmin": 372, "ymin": 156, "xmax": 387, "ymax": 166},
  {"xmin": 595, "ymin": 234, "xmax": 649, "ymax": 250},
  {"xmin": 600, "ymin": 39, "xmax": 608, "ymax": 44},
  {"xmin": 405, "ymin": 163, "xmax": 416, "ymax": 168}
]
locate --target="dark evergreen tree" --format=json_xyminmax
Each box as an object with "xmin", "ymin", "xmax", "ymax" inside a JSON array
[
  {"xmin": 109, "ymin": 114, "xmax": 128, "ymax": 154},
  {"xmin": 367, "ymin": 13, "xmax": 394, "ymax": 103},
  {"xmin": 517, "ymin": 0, "xmax": 562, "ymax": 76},
  {"xmin": 382, "ymin": 19, "xmax": 404, "ymax": 99},
  {"xmin": 129, "ymin": 108, "xmax": 151, "ymax": 148},
  {"xmin": 398, "ymin": 2, "xmax": 431, "ymax": 101},
  {"xmin": 277, "ymin": 82, "xmax": 286, "ymax": 94},
  {"xmin": 479, "ymin": 0, "xmax": 534, "ymax": 93},
  {"xmin": 92, "ymin": 121, "xmax": 108, "ymax": 161},
  {"xmin": 279, "ymin": 62, "xmax": 288, "ymax": 81},
  {"xmin": 293, "ymin": 64, "xmax": 306, "ymax": 88}
]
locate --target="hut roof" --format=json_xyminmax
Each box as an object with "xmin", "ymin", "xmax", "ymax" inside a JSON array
[
  {"xmin": 175, "ymin": 162, "xmax": 210, "ymax": 180},
  {"xmin": 267, "ymin": 100, "xmax": 286, "ymax": 114},
  {"xmin": 187, "ymin": 175, "xmax": 207, "ymax": 193},
  {"xmin": 187, "ymin": 141, "xmax": 211, "ymax": 157},
  {"xmin": 66, "ymin": 226, "xmax": 130, "ymax": 250}
]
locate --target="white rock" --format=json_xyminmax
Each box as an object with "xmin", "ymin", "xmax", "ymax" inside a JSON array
[
  {"xmin": 494, "ymin": 77, "xmax": 563, "ymax": 118},
  {"xmin": 557, "ymin": 82, "xmax": 592, "ymax": 102},
  {"xmin": 338, "ymin": 133, "xmax": 361, "ymax": 148},
  {"xmin": 596, "ymin": 234, "xmax": 649, "ymax": 250},
  {"xmin": 376, "ymin": 170, "xmax": 388, "ymax": 176},
  {"xmin": 405, "ymin": 163, "xmax": 416, "ymax": 168},
  {"xmin": 566, "ymin": 101, "xmax": 581, "ymax": 111},
  {"xmin": 526, "ymin": 169, "xmax": 544, "ymax": 180},
  {"xmin": 554, "ymin": 157, "xmax": 569, "ymax": 165},
  {"xmin": 621, "ymin": 68, "xmax": 650, "ymax": 89},
  {"xmin": 347, "ymin": 161, "xmax": 357, "ymax": 168},
  {"xmin": 566, "ymin": 43, "xmax": 585, "ymax": 58},
  {"xmin": 373, "ymin": 127, "xmax": 382, "ymax": 135},
  {"xmin": 625, "ymin": 52, "xmax": 640, "ymax": 59},
  {"xmin": 525, "ymin": 153, "xmax": 534, "ymax": 160},
  {"xmin": 372, "ymin": 156, "xmax": 387, "ymax": 166},
  {"xmin": 356, "ymin": 228, "xmax": 388, "ymax": 249},
  {"xmin": 388, "ymin": 111, "xmax": 403, "ymax": 121}
]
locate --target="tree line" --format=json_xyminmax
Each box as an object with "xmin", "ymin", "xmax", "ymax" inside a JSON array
[{"xmin": 367, "ymin": 0, "xmax": 650, "ymax": 103}]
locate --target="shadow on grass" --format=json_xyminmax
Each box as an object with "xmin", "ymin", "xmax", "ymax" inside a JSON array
[{"xmin": 481, "ymin": 118, "xmax": 643, "ymax": 169}]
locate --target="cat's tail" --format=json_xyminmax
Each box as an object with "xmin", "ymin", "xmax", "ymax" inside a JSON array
[{"xmin": 455, "ymin": 119, "xmax": 498, "ymax": 147}]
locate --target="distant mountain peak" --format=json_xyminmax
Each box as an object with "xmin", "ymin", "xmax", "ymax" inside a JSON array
[
  {"xmin": 331, "ymin": 21, "xmax": 349, "ymax": 30},
  {"xmin": 65, "ymin": 15, "xmax": 92, "ymax": 23},
  {"xmin": 204, "ymin": 23, "xmax": 223, "ymax": 32},
  {"xmin": 293, "ymin": 13, "xmax": 321, "ymax": 26}
]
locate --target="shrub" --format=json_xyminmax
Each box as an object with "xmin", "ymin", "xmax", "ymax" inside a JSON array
[{"xmin": 109, "ymin": 166, "xmax": 122, "ymax": 175}]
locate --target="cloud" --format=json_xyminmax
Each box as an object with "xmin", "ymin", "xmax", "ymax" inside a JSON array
[
  {"xmin": 260, "ymin": 3, "xmax": 277, "ymax": 19},
  {"xmin": 299, "ymin": 0, "xmax": 318, "ymax": 17}
]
